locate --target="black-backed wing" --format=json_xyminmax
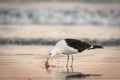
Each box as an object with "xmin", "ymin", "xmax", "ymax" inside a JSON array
[{"xmin": 65, "ymin": 39, "xmax": 91, "ymax": 52}]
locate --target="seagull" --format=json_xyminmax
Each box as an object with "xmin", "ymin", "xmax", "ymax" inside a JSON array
[{"xmin": 45, "ymin": 38, "xmax": 103, "ymax": 67}]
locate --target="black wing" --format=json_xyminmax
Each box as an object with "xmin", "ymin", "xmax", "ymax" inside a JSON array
[{"xmin": 65, "ymin": 39, "xmax": 91, "ymax": 52}]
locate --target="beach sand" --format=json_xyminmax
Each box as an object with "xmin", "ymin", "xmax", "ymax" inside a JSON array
[
  {"xmin": 0, "ymin": 25, "xmax": 120, "ymax": 39},
  {"xmin": 0, "ymin": 45, "xmax": 120, "ymax": 80}
]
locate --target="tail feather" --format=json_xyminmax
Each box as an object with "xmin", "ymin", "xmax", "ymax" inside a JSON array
[{"xmin": 88, "ymin": 45, "xmax": 103, "ymax": 50}]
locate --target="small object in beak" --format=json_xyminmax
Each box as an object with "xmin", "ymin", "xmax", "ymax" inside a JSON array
[{"xmin": 45, "ymin": 56, "xmax": 50, "ymax": 66}]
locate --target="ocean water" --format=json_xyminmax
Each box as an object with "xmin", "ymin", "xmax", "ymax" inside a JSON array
[
  {"xmin": 0, "ymin": 25, "xmax": 120, "ymax": 46},
  {"xmin": 0, "ymin": 0, "xmax": 119, "ymax": 45},
  {"xmin": 0, "ymin": 7, "xmax": 120, "ymax": 25}
]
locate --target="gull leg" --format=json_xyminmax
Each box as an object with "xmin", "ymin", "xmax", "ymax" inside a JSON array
[
  {"xmin": 66, "ymin": 55, "xmax": 69, "ymax": 67},
  {"xmin": 66, "ymin": 65, "xmax": 69, "ymax": 73},
  {"xmin": 71, "ymin": 54, "xmax": 74, "ymax": 67}
]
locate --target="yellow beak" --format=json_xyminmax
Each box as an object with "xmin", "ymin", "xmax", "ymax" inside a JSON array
[{"xmin": 45, "ymin": 56, "xmax": 51, "ymax": 66}]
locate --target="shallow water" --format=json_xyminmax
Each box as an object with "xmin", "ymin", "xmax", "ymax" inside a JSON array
[{"xmin": 0, "ymin": 45, "xmax": 120, "ymax": 80}]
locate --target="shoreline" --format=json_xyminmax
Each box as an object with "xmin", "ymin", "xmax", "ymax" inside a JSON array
[{"xmin": 0, "ymin": 38, "xmax": 120, "ymax": 46}]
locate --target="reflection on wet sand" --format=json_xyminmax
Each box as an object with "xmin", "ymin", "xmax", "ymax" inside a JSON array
[
  {"xmin": 0, "ymin": 46, "xmax": 120, "ymax": 80},
  {"xmin": 45, "ymin": 66, "xmax": 102, "ymax": 80}
]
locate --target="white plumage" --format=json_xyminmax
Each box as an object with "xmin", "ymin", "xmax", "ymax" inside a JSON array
[{"xmin": 49, "ymin": 40, "xmax": 78, "ymax": 58}]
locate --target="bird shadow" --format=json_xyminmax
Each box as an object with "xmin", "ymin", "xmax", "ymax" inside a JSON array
[{"xmin": 45, "ymin": 65, "xmax": 102, "ymax": 80}]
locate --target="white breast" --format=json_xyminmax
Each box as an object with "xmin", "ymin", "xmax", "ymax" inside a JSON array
[{"xmin": 49, "ymin": 40, "xmax": 78, "ymax": 55}]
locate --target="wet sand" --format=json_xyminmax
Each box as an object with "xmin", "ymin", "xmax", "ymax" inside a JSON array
[{"xmin": 0, "ymin": 45, "xmax": 120, "ymax": 80}]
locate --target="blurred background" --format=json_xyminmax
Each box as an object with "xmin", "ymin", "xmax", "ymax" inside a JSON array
[
  {"xmin": 0, "ymin": 1, "xmax": 120, "ymax": 80},
  {"xmin": 0, "ymin": 0, "xmax": 120, "ymax": 46}
]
